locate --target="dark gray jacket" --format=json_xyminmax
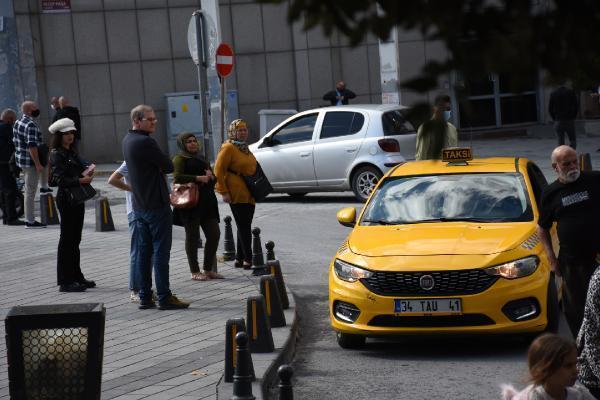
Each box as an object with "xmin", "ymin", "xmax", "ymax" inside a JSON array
[{"xmin": 122, "ymin": 129, "xmax": 173, "ymax": 211}]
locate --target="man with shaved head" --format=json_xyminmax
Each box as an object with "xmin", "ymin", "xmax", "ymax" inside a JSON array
[
  {"xmin": 538, "ymin": 145, "xmax": 600, "ymax": 336},
  {"xmin": 13, "ymin": 101, "xmax": 47, "ymax": 228},
  {"xmin": 53, "ymin": 96, "xmax": 81, "ymax": 142}
]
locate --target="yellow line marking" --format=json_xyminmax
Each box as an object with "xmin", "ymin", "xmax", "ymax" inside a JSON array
[
  {"xmin": 231, "ymin": 325, "xmax": 237, "ymax": 367},
  {"xmin": 47, "ymin": 196, "xmax": 53, "ymax": 219},
  {"xmin": 252, "ymin": 301, "xmax": 257, "ymax": 340},
  {"xmin": 103, "ymin": 200, "xmax": 108, "ymax": 224},
  {"xmin": 265, "ymin": 281, "xmax": 271, "ymax": 316}
]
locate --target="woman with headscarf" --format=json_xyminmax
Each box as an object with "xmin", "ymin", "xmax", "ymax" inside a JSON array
[
  {"xmin": 172, "ymin": 132, "xmax": 222, "ymax": 280},
  {"xmin": 48, "ymin": 117, "xmax": 96, "ymax": 292},
  {"xmin": 214, "ymin": 119, "xmax": 257, "ymax": 269}
]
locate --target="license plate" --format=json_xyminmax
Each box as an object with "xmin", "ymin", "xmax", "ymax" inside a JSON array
[{"xmin": 394, "ymin": 298, "xmax": 462, "ymax": 315}]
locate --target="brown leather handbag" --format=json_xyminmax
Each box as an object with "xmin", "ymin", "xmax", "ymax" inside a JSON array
[{"xmin": 170, "ymin": 183, "xmax": 200, "ymax": 209}]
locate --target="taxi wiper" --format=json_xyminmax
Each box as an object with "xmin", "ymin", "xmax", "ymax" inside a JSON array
[
  {"xmin": 411, "ymin": 217, "xmax": 503, "ymax": 223},
  {"xmin": 361, "ymin": 219, "xmax": 400, "ymax": 225}
]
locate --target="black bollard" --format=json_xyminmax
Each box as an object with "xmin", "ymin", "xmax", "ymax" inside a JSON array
[
  {"xmin": 579, "ymin": 153, "xmax": 593, "ymax": 171},
  {"xmin": 278, "ymin": 365, "xmax": 294, "ymax": 400},
  {"xmin": 260, "ymin": 275, "xmax": 286, "ymax": 328},
  {"xmin": 251, "ymin": 227, "xmax": 268, "ymax": 276},
  {"xmin": 265, "ymin": 240, "xmax": 276, "ymax": 261},
  {"xmin": 224, "ymin": 318, "xmax": 254, "ymax": 383},
  {"xmin": 223, "ymin": 216, "xmax": 236, "ymax": 262},
  {"xmin": 246, "ymin": 295, "xmax": 275, "ymax": 353},
  {"xmin": 39, "ymin": 193, "xmax": 59, "ymax": 225},
  {"xmin": 268, "ymin": 260, "xmax": 289, "ymax": 310},
  {"xmin": 95, "ymin": 196, "xmax": 115, "ymax": 232},
  {"xmin": 232, "ymin": 332, "xmax": 255, "ymax": 400}
]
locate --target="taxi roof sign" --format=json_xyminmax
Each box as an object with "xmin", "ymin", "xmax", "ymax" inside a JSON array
[{"xmin": 442, "ymin": 147, "xmax": 473, "ymax": 164}]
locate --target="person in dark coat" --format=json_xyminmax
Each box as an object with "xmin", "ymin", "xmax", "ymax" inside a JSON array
[
  {"xmin": 172, "ymin": 132, "xmax": 222, "ymax": 281},
  {"xmin": 53, "ymin": 97, "xmax": 82, "ymax": 142},
  {"xmin": 549, "ymin": 85, "xmax": 579, "ymax": 149},
  {"xmin": 48, "ymin": 118, "xmax": 96, "ymax": 292},
  {"xmin": 0, "ymin": 109, "xmax": 23, "ymax": 225},
  {"xmin": 323, "ymin": 81, "xmax": 356, "ymax": 106}
]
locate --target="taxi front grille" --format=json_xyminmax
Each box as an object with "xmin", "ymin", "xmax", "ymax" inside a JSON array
[
  {"xmin": 361, "ymin": 269, "xmax": 499, "ymax": 296},
  {"xmin": 368, "ymin": 314, "xmax": 495, "ymax": 327}
]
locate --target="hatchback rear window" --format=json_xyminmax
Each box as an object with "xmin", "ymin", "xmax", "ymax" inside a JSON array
[
  {"xmin": 361, "ymin": 173, "xmax": 533, "ymax": 225},
  {"xmin": 382, "ymin": 110, "xmax": 416, "ymax": 136},
  {"xmin": 320, "ymin": 111, "xmax": 365, "ymax": 139}
]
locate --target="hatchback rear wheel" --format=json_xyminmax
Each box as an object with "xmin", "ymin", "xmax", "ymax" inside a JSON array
[{"xmin": 351, "ymin": 166, "xmax": 382, "ymax": 202}]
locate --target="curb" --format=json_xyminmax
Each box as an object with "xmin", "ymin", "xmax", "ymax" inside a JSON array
[{"xmin": 216, "ymin": 282, "xmax": 298, "ymax": 400}]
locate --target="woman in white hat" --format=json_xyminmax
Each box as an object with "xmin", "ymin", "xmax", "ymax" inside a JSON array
[{"xmin": 48, "ymin": 117, "xmax": 96, "ymax": 292}]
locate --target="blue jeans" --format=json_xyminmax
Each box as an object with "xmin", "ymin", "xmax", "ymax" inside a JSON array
[
  {"xmin": 134, "ymin": 206, "xmax": 173, "ymax": 303},
  {"xmin": 128, "ymin": 212, "xmax": 141, "ymax": 292}
]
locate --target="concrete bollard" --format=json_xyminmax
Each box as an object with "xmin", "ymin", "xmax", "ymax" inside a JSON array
[
  {"xmin": 223, "ymin": 216, "xmax": 236, "ymax": 262},
  {"xmin": 246, "ymin": 295, "xmax": 274, "ymax": 353},
  {"xmin": 278, "ymin": 365, "xmax": 294, "ymax": 400},
  {"xmin": 268, "ymin": 260, "xmax": 289, "ymax": 310},
  {"xmin": 39, "ymin": 193, "xmax": 59, "ymax": 225},
  {"xmin": 224, "ymin": 318, "xmax": 254, "ymax": 383},
  {"xmin": 251, "ymin": 227, "xmax": 268, "ymax": 276},
  {"xmin": 95, "ymin": 196, "xmax": 115, "ymax": 232},
  {"xmin": 579, "ymin": 153, "xmax": 593, "ymax": 171},
  {"xmin": 260, "ymin": 275, "xmax": 286, "ymax": 328},
  {"xmin": 231, "ymin": 332, "xmax": 256, "ymax": 400},
  {"xmin": 265, "ymin": 240, "xmax": 276, "ymax": 261}
]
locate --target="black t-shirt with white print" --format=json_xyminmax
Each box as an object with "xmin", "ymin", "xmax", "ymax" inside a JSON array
[{"xmin": 538, "ymin": 171, "xmax": 600, "ymax": 258}]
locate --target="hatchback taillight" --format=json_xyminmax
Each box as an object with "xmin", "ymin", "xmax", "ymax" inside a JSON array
[{"xmin": 377, "ymin": 138, "xmax": 400, "ymax": 152}]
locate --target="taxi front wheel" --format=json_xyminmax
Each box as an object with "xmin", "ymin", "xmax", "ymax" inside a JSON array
[{"xmin": 336, "ymin": 332, "xmax": 366, "ymax": 349}]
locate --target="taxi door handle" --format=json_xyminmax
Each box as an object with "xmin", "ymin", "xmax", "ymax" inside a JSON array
[{"xmin": 299, "ymin": 152, "xmax": 311, "ymax": 158}]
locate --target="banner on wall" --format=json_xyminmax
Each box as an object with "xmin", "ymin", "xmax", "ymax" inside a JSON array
[{"xmin": 41, "ymin": 0, "xmax": 71, "ymax": 13}]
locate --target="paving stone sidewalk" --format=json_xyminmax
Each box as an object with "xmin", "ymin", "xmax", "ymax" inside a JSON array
[{"xmin": 0, "ymin": 201, "xmax": 262, "ymax": 400}]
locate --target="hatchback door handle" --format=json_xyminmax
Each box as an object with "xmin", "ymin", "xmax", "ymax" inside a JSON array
[
  {"xmin": 299, "ymin": 152, "xmax": 311, "ymax": 157},
  {"xmin": 345, "ymin": 147, "xmax": 357, "ymax": 153}
]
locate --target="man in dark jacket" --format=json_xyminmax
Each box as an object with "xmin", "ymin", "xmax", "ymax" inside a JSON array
[
  {"xmin": 53, "ymin": 97, "xmax": 81, "ymax": 142},
  {"xmin": 0, "ymin": 109, "xmax": 24, "ymax": 225},
  {"xmin": 122, "ymin": 104, "xmax": 189, "ymax": 311},
  {"xmin": 323, "ymin": 80, "xmax": 356, "ymax": 106},
  {"xmin": 548, "ymin": 85, "xmax": 579, "ymax": 149}
]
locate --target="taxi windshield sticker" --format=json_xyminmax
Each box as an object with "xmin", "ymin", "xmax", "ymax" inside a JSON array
[{"xmin": 442, "ymin": 147, "xmax": 473, "ymax": 163}]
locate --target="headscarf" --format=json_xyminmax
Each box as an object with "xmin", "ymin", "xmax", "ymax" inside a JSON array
[
  {"xmin": 227, "ymin": 119, "xmax": 250, "ymax": 155},
  {"xmin": 176, "ymin": 132, "xmax": 201, "ymax": 159}
]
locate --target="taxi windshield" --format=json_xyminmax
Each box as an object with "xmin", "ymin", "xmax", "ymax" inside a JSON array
[{"xmin": 361, "ymin": 173, "xmax": 533, "ymax": 225}]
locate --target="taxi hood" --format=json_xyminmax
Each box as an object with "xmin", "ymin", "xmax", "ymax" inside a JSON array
[{"xmin": 348, "ymin": 223, "xmax": 534, "ymax": 257}]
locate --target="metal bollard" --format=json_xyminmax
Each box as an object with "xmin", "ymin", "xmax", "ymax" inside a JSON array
[
  {"xmin": 278, "ymin": 364, "xmax": 294, "ymax": 400},
  {"xmin": 265, "ymin": 240, "xmax": 276, "ymax": 261},
  {"xmin": 232, "ymin": 332, "xmax": 255, "ymax": 400},
  {"xmin": 579, "ymin": 153, "xmax": 593, "ymax": 171},
  {"xmin": 95, "ymin": 196, "xmax": 115, "ymax": 231},
  {"xmin": 223, "ymin": 216, "xmax": 236, "ymax": 261},
  {"xmin": 251, "ymin": 227, "xmax": 268, "ymax": 276},
  {"xmin": 39, "ymin": 193, "xmax": 59, "ymax": 225}
]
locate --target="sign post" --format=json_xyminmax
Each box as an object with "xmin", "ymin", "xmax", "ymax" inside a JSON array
[{"xmin": 216, "ymin": 43, "xmax": 234, "ymax": 144}]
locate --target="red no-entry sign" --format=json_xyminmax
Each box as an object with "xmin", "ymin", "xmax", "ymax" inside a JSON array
[{"xmin": 216, "ymin": 43, "xmax": 234, "ymax": 78}]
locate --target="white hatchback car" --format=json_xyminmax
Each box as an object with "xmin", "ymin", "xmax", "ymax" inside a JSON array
[{"xmin": 249, "ymin": 104, "xmax": 417, "ymax": 201}]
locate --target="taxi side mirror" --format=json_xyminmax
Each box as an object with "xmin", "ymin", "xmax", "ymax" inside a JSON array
[{"xmin": 337, "ymin": 207, "xmax": 356, "ymax": 228}]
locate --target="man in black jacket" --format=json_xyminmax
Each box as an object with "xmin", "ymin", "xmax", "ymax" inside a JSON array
[
  {"xmin": 53, "ymin": 97, "xmax": 81, "ymax": 142},
  {"xmin": 323, "ymin": 80, "xmax": 356, "ymax": 106},
  {"xmin": 122, "ymin": 104, "xmax": 189, "ymax": 311},
  {"xmin": 0, "ymin": 109, "xmax": 24, "ymax": 225},
  {"xmin": 548, "ymin": 85, "xmax": 579, "ymax": 149}
]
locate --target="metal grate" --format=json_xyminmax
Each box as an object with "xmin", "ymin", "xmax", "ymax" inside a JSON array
[
  {"xmin": 368, "ymin": 314, "xmax": 495, "ymax": 327},
  {"xmin": 361, "ymin": 269, "xmax": 499, "ymax": 296},
  {"xmin": 22, "ymin": 328, "xmax": 89, "ymax": 399}
]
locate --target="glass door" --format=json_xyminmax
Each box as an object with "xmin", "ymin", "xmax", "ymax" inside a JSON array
[{"xmin": 455, "ymin": 72, "xmax": 539, "ymax": 129}]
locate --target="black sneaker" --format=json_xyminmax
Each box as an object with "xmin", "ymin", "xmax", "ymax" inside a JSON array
[
  {"xmin": 158, "ymin": 295, "xmax": 190, "ymax": 310},
  {"xmin": 78, "ymin": 279, "xmax": 96, "ymax": 288},
  {"xmin": 40, "ymin": 188, "xmax": 53, "ymax": 193},
  {"xmin": 7, "ymin": 219, "xmax": 26, "ymax": 226},
  {"xmin": 59, "ymin": 282, "xmax": 87, "ymax": 292},
  {"xmin": 138, "ymin": 300, "xmax": 156, "ymax": 310},
  {"xmin": 25, "ymin": 221, "xmax": 46, "ymax": 229}
]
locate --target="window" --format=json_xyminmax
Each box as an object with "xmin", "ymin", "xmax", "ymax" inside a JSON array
[
  {"xmin": 320, "ymin": 112, "xmax": 365, "ymax": 139},
  {"xmin": 270, "ymin": 114, "xmax": 317, "ymax": 145},
  {"xmin": 526, "ymin": 162, "xmax": 548, "ymax": 205},
  {"xmin": 382, "ymin": 110, "xmax": 416, "ymax": 135}
]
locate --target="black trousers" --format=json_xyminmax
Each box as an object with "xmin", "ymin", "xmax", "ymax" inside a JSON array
[
  {"xmin": 554, "ymin": 120, "xmax": 577, "ymax": 149},
  {"xmin": 0, "ymin": 164, "xmax": 17, "ymax": 223},
  {"xmin": 559, "ymin": 254, "xmax": 597, "ymax": 337},
  {"xmin": 230, "ymin": 203, "xmax": 255, "ymax": 264},
  {"xmin": 57, "ymin": 201, "xmax": 86, "ymax": 286},
  {"xmin": 184, "ymin": 217, "xmax": 220, "ymax": 273}
]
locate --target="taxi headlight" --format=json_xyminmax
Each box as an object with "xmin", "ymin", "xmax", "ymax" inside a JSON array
[
  {"xmin": 484, "ymin": 256, "xmax": 539, "ymax": 279},
  {"xmin": 333, "ymin": 259, "xmax": 373, "ymax": 282}
]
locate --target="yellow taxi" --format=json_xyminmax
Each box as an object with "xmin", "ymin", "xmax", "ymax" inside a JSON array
[{"xmin": 329, "ymin": 148, "xmax": 559, "ymax": 348}]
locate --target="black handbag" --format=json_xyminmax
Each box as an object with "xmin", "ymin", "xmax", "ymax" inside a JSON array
[
  {"xmin": 230, "ymin": 162, "xmax": 273, "ymax": 202},
  {"xmin": 63, "ymin": 183, "xmax": 97, "ymax": 205}
]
